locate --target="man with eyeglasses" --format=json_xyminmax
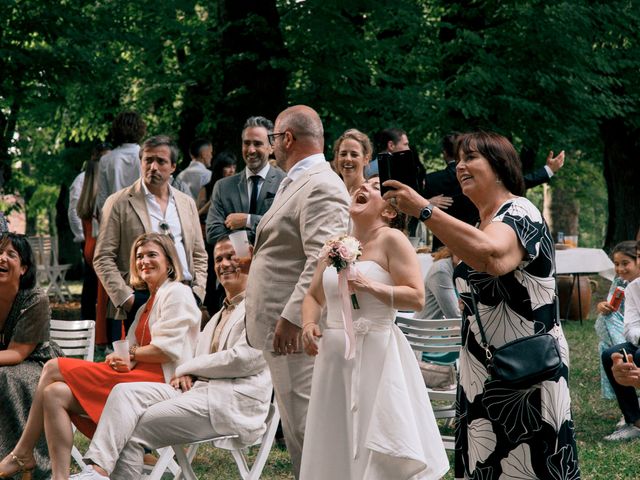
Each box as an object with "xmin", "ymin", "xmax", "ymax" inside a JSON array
[
  {"xmin": 94, "ymin": 135, "xmax": 207, "ymax": 343},
  {"xmin": 205, "ymin": 116, "xmax": 286, "ymax": 247},
  {"xmin": 244, "ymin": 105, "xmax": 350, "ymax": 478}
]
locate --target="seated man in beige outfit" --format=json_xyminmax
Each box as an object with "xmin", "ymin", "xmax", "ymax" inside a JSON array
[{"xmin": 71, "ymin": 236, "xmax": 271, "ymax": 480}]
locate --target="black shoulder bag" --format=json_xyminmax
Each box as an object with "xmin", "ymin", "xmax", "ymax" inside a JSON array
[{"xmin": 469, "ymin": 286, "xmax": 563, "ymax": 388}]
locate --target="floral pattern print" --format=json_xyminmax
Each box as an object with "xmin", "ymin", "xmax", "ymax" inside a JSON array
[{"xmin": 453, "ymin": 197, "xmax": 580, "ymax": 479}]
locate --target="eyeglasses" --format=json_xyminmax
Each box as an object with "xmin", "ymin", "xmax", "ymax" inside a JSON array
[
  {"xmin": 159, "ymin": 222, "xmax": 175, "ymax": 241},
  {"xmin": 267, "ymin": 132, "xmax": 286, "ymax": 146}
]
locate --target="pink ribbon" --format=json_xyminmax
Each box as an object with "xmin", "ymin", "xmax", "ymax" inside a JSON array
[{"xmin": 338, "ymin": 264, "xmax": 357, "ymax": 360}]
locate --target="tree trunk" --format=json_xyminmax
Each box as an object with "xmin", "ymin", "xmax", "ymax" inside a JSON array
[
  {"xmin": 600, "ymin": 118, "xmax": 640, "ymax": 249},
  {"xmin": 543, "ymin": 184, "xmax": 580, "ymax": 244},
  {"xmin": 55, "ymin": 183, "xmax": 82, "ymax": 278},
  {"xmin": 215, "ymin": 0, "xmax": 288, "ymax": 155}
]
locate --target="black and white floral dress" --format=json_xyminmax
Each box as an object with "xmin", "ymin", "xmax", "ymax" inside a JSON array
[{"xmin": 453, "ymin": 197, "xmax": 580, "ymax": 479}]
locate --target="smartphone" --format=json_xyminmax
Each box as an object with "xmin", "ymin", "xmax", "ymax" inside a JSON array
[
  {"xmin": 620, "ymin": 348, "xmax": 629, "ymax": 362},
  {"xmin": 378, "ymin": 150, "xmax": 421, "ymax": 196}
]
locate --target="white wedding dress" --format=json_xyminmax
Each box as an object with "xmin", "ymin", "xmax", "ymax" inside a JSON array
[{"xmin": 300, "ymin": 261, "xmax": 449, "ymax": 480}]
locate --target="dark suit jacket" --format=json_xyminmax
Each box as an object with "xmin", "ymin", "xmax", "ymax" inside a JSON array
[
  {"xmin": 425, "ymin": 163, "xmax": 551, "ymax": 250},
  {"xmin": 205, "ymin": 165, "xmax": 286, "ymax": 245}
]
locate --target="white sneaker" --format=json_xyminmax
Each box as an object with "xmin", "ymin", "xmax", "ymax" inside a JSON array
[
  {"xmin": 616, "ymin": 416, "xmax": 627, "ymax": 429},
  {"xmin": 604, "ymin": 424, "xmax": 640, "ymax": 441},
  {"xmin": 69, "ymin": 465, "xmax": 110, "ymax": 480}
]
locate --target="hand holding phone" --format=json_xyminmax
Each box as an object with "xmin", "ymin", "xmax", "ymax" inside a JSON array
[
  {"xmin": 378, "ymin": 150, "xmax": 420, "ymax": 196},
  {"xmin": 619, "ymin": 348, "xmax": 629, "ymax": 363}
]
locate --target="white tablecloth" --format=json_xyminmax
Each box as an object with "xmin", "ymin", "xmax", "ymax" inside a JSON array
[{"xmin": 555, "ymin": 247, "xmax": 614, "ymax": 280}]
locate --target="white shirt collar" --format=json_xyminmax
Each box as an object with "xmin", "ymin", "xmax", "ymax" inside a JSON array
[
  {"xmin": 141, "ymin": 179, "xmax": 173, "ymax": 199},
  {"xmin": 286, "ymin": 153, "xmax": 325, "ymax": 183},
  {"xmin": 245, "ymin": 162, "xmax": 271, "ymax": 181}
]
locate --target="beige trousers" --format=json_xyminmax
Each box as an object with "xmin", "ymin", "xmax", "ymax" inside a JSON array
[{"xmin": 264, "ymin": 352, "xmax": 315, "ymax": 479}]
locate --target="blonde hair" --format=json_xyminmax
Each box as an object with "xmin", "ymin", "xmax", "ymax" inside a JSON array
[
  {"xmin": 128, "ymin": 233, "xmax": 183, "ymax": 289},
  {"xmin": 432, "ymin": 246, "xmax": 453, "ymax": 261},
  {"xmin": 332, "ymin": 129, "xmax": 373, "ymax": 163}
]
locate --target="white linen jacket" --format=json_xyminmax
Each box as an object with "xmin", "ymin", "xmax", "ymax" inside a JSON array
[
  {"xmin": 174, "ymin": 299, "xmax": 272, "ymax": 448},
  {"xmin": 127, "ymin": 280, "xmax": 200, "ymax": 382}
]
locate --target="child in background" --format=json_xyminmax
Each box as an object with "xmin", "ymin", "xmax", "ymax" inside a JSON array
[{"xmin": 595, "ymin": 240, "xmax": 640, "ymax": 399}]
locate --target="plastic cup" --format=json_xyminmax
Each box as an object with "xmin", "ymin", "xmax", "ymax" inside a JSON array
[
  {"xmin": 563, "ymin": 235, "xmax": 578, "ymax": 248},
  {"xmin": 112, "ymin": 339, "xmax": 131, "ymax": 368},
  {"xmin": 229, "ymin": 230, "xmax": 251, "ymax": 263}
]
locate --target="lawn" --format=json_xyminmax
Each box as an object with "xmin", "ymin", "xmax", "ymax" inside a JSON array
[{"xmin": 64, "ymin": 283, "xmax": 635, "ymax": 479}]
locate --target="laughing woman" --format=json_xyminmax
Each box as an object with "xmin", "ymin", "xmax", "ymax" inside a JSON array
[
  {"xmin": 333, "ymin": 129, "xmax": 373, "ymax": 195},
  {"xmin": 300, "ymin": 178, "xmax": 448, "ymax": 480},
  {"xmin": 0, "ymin": 233, "xmax": 200, "ymax": 480},
  {"xmin": 0, "ymin": 234, "xmax": 63, "ymax": 480}
]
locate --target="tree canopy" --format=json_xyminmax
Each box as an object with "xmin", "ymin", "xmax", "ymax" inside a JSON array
[{"xmin": 1, "ymin": 0, "xmax": 638, "ymax": 247}]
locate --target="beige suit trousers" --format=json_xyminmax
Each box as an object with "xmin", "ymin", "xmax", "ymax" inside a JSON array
[
  {"xmin": 84, "ymin": 382, "xmax": 220, "ymax": 479},
  {"xmin": 265, "ymin": 352, "xmax": 315, "ymax": 479}
]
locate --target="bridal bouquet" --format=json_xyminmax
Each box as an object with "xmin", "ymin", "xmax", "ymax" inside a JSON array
[
  {"xmin": 320, "ymin": 235, "xmax": 363, "ymax": 360},
  {"xmin": 320, "ymin": 235, "xmax": 362, "ymax": 309}
]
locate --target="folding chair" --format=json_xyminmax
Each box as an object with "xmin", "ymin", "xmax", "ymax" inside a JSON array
[
  {"xmin": 396, "ymin": 314, "xmax": 461, "ymax": 451},
  {"xmin": 28, "ymin": 235, "xmax": 72, "ymax": 302},
  {"xmin": 50, "ymin": 319, "xmax": 96, "ymax": 469},
  {"xmin": 144, "ymin": 396, "xmax": 280, "ymax": 480}
]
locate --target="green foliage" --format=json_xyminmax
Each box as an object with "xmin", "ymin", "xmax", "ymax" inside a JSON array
[{"xmin": 1, "ymin": 0, "xmax": 637, "ymax": 243}]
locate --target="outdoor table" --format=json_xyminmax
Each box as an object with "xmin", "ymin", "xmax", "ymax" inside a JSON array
[{"xmin": 555, "ymin": 247, "xmax": 614, "ymax": 324}]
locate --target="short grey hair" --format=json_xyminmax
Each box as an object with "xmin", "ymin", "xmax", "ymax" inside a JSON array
[
  {"xmin": 242, "ymin": 116, "xmax": 274, "ymax": 134},
  {"xmin": 140, "ymin": 135, "xmax": 180, "ymax": 165}
]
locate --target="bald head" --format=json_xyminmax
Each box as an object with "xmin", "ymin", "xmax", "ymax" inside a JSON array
[{"xmin": 272, "ymin": 105, "xmax": 325, "ymax": 171}]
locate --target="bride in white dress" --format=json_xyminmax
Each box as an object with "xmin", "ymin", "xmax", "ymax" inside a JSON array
[{"xmin": 300, "ymin": 178, "xmax": 449, "ymax": 480}]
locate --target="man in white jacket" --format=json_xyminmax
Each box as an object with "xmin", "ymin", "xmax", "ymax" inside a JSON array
[{"xmin": 71, "ymin": 236, "xmax": 271, "ymax": 479}]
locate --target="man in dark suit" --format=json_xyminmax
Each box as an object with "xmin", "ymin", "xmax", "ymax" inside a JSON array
[
  {"xmin": 426, "ymin": 133, "xmax": 565, "ymax": 250},
  {"xmin": 205, "ymin": 116, "xmax": 286, "ymax": 246}
]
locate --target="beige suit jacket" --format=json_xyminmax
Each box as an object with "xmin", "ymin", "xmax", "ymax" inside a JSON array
[
  {"xmin": 175, "ymin": 300, "xmax": 272, "ymax": 447},
  {"xmin": 245, "ymin": 161, "xmax": 350, "ymax": 350},
  {"xmin": 94, "ymin": 179, "xmax": 207, "ymax": 310}
]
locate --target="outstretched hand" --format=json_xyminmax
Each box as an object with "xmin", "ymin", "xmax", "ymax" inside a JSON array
[
  {"xmin": 546, "ymin": 150, "xmax": 565, "ymax": 173},
  {"xmin": 428, "ymin": 194, "xmax": 453, "ymax": 210},
  {"xmin": 382, "ymin": 180, "xmax": 429, "ymax": 218}
]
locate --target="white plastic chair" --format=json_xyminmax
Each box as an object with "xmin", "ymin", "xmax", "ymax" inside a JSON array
[
  {"xmin": 50, "ymin": 319, "xmax": 96, "ymax": 469},
  {"xmin": 396, "ymin": 314, "xmax": 461, "ymax": 450},
  {"xmin": 28, "ymin": 235, "xmax": 72, "ymax": 302},
  {"xmin": 144, "ymin": 397, "xmax": 280, "ymax": 480}
]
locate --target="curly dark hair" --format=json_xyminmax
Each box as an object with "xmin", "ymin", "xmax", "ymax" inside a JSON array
[
  {"xmin": 455, "ymin": 131, "xmax": 525, "ymax": 196},
  {"xmin": 0, "ymin": 233, "xmax": 37, "ymax": 289},
  {"xmin": 110, "ymin": 111, "xmax": 147, "ymax": 146}
]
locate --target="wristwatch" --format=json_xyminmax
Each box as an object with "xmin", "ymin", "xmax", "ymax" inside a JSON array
[{"xmin": 419, "ymin": 204, "xmax": 435, "ymax": 222}]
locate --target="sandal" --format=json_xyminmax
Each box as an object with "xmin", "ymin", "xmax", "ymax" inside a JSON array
[{"xmin": 0, "ymin": 452, "xmax": 35, "ymax": 479}]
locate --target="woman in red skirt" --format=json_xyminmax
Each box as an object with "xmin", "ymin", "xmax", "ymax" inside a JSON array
[{"xmin": 0, "ymin": 233, "xmax": 201, "ymax": 480}]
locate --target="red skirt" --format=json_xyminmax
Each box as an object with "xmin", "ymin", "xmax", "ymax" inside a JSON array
[{"xmin": 59, "ymin": 358, "xmax": 163, "ymax": 438}]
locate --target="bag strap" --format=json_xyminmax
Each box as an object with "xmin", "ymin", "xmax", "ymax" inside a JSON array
[
  {"xmin": 469, "ymin": 286, "xmax": 492, "ymax": 365},
  {"xmin": 469, "ymin": 281, "xmax": 559, "ymax": 366}
]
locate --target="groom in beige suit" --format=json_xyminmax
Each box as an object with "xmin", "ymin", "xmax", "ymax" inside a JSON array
[
  {"xmin": 72, "ymin": 237, "xmax": 271, "ymax": 480},
  {"xmin": 245, "ymin": 105, "xmax": 350, "ymax": 477}
]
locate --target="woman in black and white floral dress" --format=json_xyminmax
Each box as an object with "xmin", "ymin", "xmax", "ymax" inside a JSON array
[{"xmin": 383, "ymin": 131, "xmax": 579, "ymax": 479}]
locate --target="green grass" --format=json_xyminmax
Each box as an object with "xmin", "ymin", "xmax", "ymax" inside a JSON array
[{"xmin": 65, "ymin": 280, "xmax": 636, "ymax": 479}]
